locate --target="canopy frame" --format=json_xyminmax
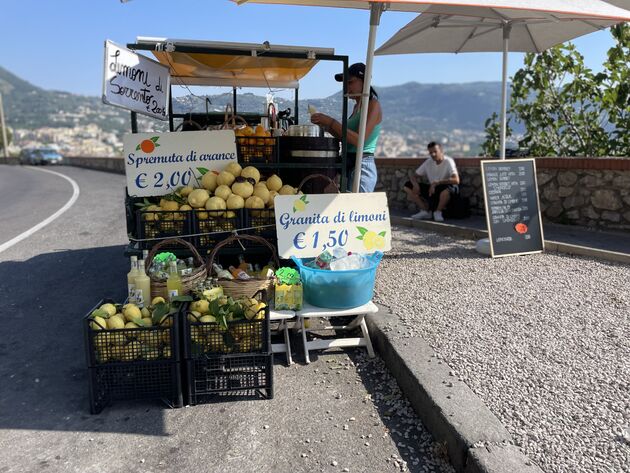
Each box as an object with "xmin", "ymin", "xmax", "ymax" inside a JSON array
[{"xmin": 126, "ymin": 38, "xmax": 352, "ymax": 190}]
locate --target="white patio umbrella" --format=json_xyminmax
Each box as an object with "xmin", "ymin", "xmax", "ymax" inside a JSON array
[
  {"xmin": 375, "ymin": 2, "xmax": 630, "ymax": 158},
  {"xmin": 234, "ymin": 1, "xmax": 630, "ymax": 186}
]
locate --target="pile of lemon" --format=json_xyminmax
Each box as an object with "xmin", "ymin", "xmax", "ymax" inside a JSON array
[
  {"xmin": 187, "ymin": 293, "xmax": 267, "ymax": 355},
  {"xmin": 141, "ymin": 162, "xmax": 299, "ymax": 226},
  {"xmin": 88, "ymin": 298, "xmax": 174, "ymax": 363}
]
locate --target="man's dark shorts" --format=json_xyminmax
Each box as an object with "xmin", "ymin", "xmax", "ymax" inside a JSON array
[{"xmin": 404, "ymin": 181, "xmax": 459, "ymax": 211}]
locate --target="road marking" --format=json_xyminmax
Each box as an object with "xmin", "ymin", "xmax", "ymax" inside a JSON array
[{"xmin": 0, "ymin": 166, "xmax": 80, "ymax": 254}]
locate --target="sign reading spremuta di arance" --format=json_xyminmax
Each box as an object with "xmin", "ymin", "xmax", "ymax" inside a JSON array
[
  {"xmin": 123, "ymin": 130, "xmax": 238, "ymax": 197},
  {"xmin": 102, "ymin": 40, "xmax": 170, "ymax": 120},
  {"xmin": 274, "ymin": 192, "xmax": 392, "ymax": 258}
]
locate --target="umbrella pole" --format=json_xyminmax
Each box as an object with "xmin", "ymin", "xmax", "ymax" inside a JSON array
[
  {"xmin": 500, "ymin": 24, "xmax": 511, "ymax": 160},
  {"xmin": 353, "ymin": 2, "xmax": 384, "ymax": 193}
]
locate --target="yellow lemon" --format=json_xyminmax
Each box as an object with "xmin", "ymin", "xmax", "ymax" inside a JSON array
[
  {"xmin": 279, "ymin": 184, "xmax": 296, "ymax": 195},
  {"xmin": 191, "ymin": 299, "xmax": 210, "ymax": 315},
  {"xmin": 161, "ymin": 200, "xmax": 180, "ymax": 212},
  {"xmin": 179, "ymin": 186, "xmax": 194, "ymax": 197},
  {"xmin": 107, "ymin": 315, "xmax": 125, "ymax": 330},
  {"xmin": 90, "ymin": 316, "xmax": 107, "ymax": 331},
  {"xmin": 266, "ymin": 174, "xmax": 282, "ymax": 192},
  {"xmin": 99, "ymin": 303, "xmax": 117, "ymax": 317},
  {"xmin": 224, "ymin": 162, "xmax": 243, "ymax": 178},
  {"xmin": 151, "ymin": 296, "xmax": 166, "ymax": 306},
  {"xmin": 201, "ymin": 171, "xmax": 219, "ymax": 192},
  {"xmin": 187, "ymin": 189, "xmax": 210, "ymax": 208},
  {"xmin": 123, "ymin": 305, "xmax": 142, "ymax": 322}
]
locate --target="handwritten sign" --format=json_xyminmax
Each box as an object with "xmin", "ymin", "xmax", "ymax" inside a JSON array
[
  {"xmin": 481, "ymin": 158, "xmax": 544, "ymax": 257},
  {"xmin": 274, "ymin": 192, "xmax": 392, "ymax": 258},
  {"xmin": 123, "ymin": 130, "xmax": 238, "ymax": 197},
  {"xmin": 102, "ymin": 40, "xmax": 170, "ymax": 120}
]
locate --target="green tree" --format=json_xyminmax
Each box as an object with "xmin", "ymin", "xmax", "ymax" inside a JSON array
[
  {"xmin": 481, "ymin": 25, "xmax": 630, "ymax": 157},
  {"xmin": 601, "ymin": 24, "xmax": 630, "ymax": 156},
  {"xmin": 481, "ymin": 112, "xmax": 512, "ymax": 157}
]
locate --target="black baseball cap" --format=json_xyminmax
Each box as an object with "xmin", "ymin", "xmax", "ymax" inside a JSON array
[{"xmin": 335, "ymin": 63, "xmax": 365, "ymax": 82}]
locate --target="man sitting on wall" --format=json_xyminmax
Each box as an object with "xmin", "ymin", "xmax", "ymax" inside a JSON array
[{"xmin": 403, "ymin": 142, "xmax": 460, "ymax": 222}]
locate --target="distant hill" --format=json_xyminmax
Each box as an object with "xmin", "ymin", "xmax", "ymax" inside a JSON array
[{"xmin": 0, "ymin": 65, "xmax": 508, "ymax": 136}]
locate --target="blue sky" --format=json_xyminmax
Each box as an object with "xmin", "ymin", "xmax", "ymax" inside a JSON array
[{"xmin": 0, "ymin": 0, "xmax": 618, "ymax": 100}]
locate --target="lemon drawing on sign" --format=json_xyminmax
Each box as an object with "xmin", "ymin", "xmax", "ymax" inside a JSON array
[
  {"xmin": 356, "ymin": 227, "xmax": 386, "ymax": 251},
  {"xmin": 293, "ymin": 195, "xmax": 309, "ymax": 213}
]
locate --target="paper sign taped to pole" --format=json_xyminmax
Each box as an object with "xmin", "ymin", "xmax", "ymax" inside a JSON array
[{"xmin": 103, "ymin": 40, "xmax": 170, "ymax": 120}]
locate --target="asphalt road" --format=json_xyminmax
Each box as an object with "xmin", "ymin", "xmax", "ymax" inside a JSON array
[{"xmin": 0, "ymin": 165, "xmax": 453, "ymax": 473}]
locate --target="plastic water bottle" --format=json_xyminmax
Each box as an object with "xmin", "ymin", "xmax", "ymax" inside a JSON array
[
  {"xmin": 330, "ymin": 254, "xmax": 368, "ymax": 271},
  {"xmin": 331, "ymin": 247, "xmax": 348, "ymax": 259}
]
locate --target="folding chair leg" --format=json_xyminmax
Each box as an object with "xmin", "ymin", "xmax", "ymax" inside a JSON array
[
  {"xmin": 300, "ymin": 317, "xmax": 310, "ymax": 364},
  {"xmin": 360, "ymin": 318, "xmax": 375, "ymax": 358},
  {"xmin": 284, "ymin": 323, "xmax": 293, "ymax": 365}
]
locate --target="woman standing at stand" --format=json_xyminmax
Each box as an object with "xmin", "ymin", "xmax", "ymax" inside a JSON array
[{"xmin": 311, "ymin": 62, "xmax": 382, "ymax": 193}]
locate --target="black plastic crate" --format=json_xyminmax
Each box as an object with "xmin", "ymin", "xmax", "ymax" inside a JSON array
[
  {"xmin": 84, "ymin": 299, "xmax": 183, "ymax": 413},
  {"xmin": 193, "ymin": 208, "xmax": 243, "ymax": 251},
  {"xmin": 88, "ymin": 361, "xmax": 182, "ymax": 414},
  {"xmin": 243, "ymin": 208, "xmax": 277, "ymax": 241},
  {"xmin": 135, "ymin": 209, "xmax": 194, "ymax": 250},
  {"xmin": 185, "ymin": 353, "xmax": 273, "ymax": 405},
  {"xmin": 236, "ymin": 136, "xmax": 278, "ymax": 164},
  {"xmin": 182, "ymin": 301, "xmax": 270, "ymax": 358}
]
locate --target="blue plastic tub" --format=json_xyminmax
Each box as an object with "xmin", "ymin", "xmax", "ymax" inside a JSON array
[{"xmin": 291, "ymin": 252, "xmax": 383, "ymax": 309}]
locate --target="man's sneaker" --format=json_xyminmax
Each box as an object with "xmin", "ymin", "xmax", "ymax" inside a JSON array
[
  {"xmin": 433, "ymin": 210, "xmax": 445, "ymax": 222},
  {"xmin": 412, "ymin": 210, "xmax": 432, "ymax": 220}
]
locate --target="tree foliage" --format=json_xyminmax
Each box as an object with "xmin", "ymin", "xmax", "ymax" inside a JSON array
[{"xmin": 482, "ymin": 24, "xmax": 630, "ymax": 157}]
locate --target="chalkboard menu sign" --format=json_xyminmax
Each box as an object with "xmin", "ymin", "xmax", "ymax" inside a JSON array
[{"xmin": 481, "ymin": 158, "xmax": 544, "ymax": 257}]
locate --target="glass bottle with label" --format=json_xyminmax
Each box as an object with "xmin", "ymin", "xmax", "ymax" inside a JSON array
[
  {"xmin": 203, "ymin": 278, "xmax": 224, "ymax": 301},
  {"xmin": 212, "ymin": 263, "xmax": 234, "ymax": 280},
  {"xmin": 229, "ymin": 265, "xmax": 251, "ymax": 280},
  {"xmin": 167, "ymin": 261, "xmax": 183, "ymax": 300},
  {"xmin": 134, "ymin": 260, "xmax": 151, "ymax": 308},
  {"xmin": 127, "ymin": 256, "xmax": 139, "ymax": 303}
]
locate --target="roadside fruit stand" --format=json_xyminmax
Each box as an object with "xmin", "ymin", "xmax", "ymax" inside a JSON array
[
  {"xmin": 121, "ymin": 38, "xmax": 352, "ymax": 258},
  {"xmin": 88, "ymin": 38, "xmax": 390, "ymax": 414}
]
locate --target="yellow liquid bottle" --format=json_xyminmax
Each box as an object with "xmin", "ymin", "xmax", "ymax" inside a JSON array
[
  {"xmin": 167, "ymin": 261, "xmax": 183, "ymax": 301},
  {"xmin": 134, "ymin": 260, "xmax": 151, "ymax": 309},
  {"xmin": 127, "ymin": 256, "xmax": 139, "ymax": 303}
]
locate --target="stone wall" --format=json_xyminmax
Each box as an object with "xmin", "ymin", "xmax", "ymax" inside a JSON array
[
  {"xmin": 376, "ymin": 157, "xmax": 630, "ymax": 231},
  {"xmin": 18, "ymin": 155, "xmax": 628, "ymax": 231},
  {"xmin": 64, "ymin": 156, "xmax": 125, "ymax": 174}
]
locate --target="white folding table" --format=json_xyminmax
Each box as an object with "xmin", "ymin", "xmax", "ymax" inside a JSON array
[
  {"xmin": 269, "ymin": 309, "xmax": 296, "ymax": 366},
  {"xmin": 296, "ymin": 301, "xmax": 378, "ymax": 363}
]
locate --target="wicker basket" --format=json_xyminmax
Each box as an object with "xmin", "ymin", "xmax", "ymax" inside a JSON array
[
  {"xmin": 208, "ymin": 234, "xmax": 279, "ymax": 300},
  {"xmin": 146, "ymin": 238, "xmax": 207, "ymax": 300},
  {"xmin": 297, "ymin": 173, "xmax": 340, "ymax": 194}
]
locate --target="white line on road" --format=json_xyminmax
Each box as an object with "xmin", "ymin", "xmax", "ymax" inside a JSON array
[{"xmin": 0, "ymin": 166, "xmax": 80, "ymax": 254}]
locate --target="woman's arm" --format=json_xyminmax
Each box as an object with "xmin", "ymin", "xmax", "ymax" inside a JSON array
[{"xmin": 312, "ymin": 101, "xmax": 382, "ymax": 146}]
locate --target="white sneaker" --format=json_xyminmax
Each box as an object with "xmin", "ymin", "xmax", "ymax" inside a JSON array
[
  {"xmin": 433, "ymin": 211, "xmax": 444, "ymax": 222},
  {"xmin": 412, "ymin": 210, "xmax": 432, "ymax": 220}
]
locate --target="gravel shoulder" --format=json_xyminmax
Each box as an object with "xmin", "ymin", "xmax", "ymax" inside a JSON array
[{"xmin": 374, "ymin": 226, "xmax": 630, "ymax": 473}]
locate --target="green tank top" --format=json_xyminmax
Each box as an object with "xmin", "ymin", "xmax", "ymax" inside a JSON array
[{"xmin": 347, "ymin": 102, "xmax": 381, "ymax": 154}]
